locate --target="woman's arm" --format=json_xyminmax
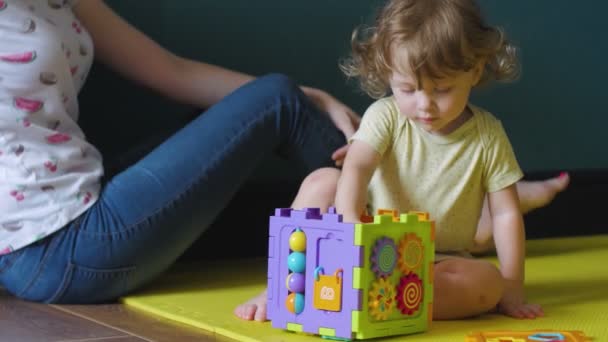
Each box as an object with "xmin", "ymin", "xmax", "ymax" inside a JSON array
[
  {"xmin": 334, "ymin": 140, "xmax": 381, "ymax": 223},
  {"xmin": 74, "ymin": 1, "xmax": 253, "ymax": 109},
  {"xmin": 489, "ymin": 184, "xmax": 543, "ymax": 319},
  {"xmin": 73, "ymin": 1, "xmax": 360, "ymax": 142}
]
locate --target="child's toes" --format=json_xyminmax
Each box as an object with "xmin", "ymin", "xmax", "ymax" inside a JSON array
[
  {"xmin": 554, "ymin": 172, "xmax": 570, "ymax": 191},
  {"xmin": 253, "ymin": 303, "xmax": 267, "ymax": 321},
  {"xmin": 235, "ymin": 304, "xmax": 256, "ymax": 320}
]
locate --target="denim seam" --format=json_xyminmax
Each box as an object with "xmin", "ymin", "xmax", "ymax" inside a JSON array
[
  {"xmin": 80, "ymin": 101, "xmax": 284, "ymax": 238},
  {"xmin": 45, "ymin": 262, "xmax": 74, "ymax": 303},
  {"xmin": 0, "ymin": 251, "xmax": 22, "ymax": 274},
  {"xmin": 307, "ymin": 108, "xmax": 344, "ymax": 149},
  {"xmin": 44, "ymin": 262, "xmax": 136, "ymax": 303},
  {"xmin": 15, "ymin": 218, "xmax": 79, "ymax": 298},
  {"xmin": 294, "ymin": 97, "xmax": 345, "ymax": 154}
]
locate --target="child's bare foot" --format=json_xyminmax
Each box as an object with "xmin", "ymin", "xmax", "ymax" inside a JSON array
[
  {"xmin": 517, "ymin": 172, "xmax": 570, "ymax": 213},
  {"xmin": 470, "ymin": 173, "xmax": 570, "ymax": 255},
  {"xmin": 234, "ymin": 290, "xmax": 268, "ymax": 321}
]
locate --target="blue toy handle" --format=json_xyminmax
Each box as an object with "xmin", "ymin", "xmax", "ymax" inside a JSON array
[
  {"xmin": 314, "ymin": 266, "xmax": 325, "ymax": 281},
  {"xmin": 528, "ymin": 333, "xmax": 565, "ymax": 341}
]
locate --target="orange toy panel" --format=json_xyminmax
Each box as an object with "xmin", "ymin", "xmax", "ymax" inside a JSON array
[{"xmin": 466, "ymin": 330, "xmax": 591, "ymax": 342}]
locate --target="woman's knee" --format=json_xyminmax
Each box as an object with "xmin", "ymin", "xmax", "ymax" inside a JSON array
[{"xmin": 253, "ymin": 73, "xmax": 300, "ymax": 98}]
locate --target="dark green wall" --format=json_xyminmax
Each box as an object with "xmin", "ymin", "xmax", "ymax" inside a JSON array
[{"xmin": 81, "ymin": 1, "xmax": 607, "ymax": 174}]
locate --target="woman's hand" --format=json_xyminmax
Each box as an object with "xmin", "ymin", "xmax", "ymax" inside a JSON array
[
  {"xmin": 330, "ymin": 145, "xmax": 350, "ymax": 167},
  {"xmin": 301, "ymin": 86, "xmax": 361, "ymax": 166}
]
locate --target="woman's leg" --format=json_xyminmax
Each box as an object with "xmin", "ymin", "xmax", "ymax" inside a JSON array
[
  {"xmin": 0, "ymin": 74, "xmax": 346, "ymax": 303},
  {"xmin": 235, "ymin": 167, "xmax": 342, "ymax": 321},
  {"xmin": 471, "ymin": 173, "xmax": 570, "ymax": 253}
]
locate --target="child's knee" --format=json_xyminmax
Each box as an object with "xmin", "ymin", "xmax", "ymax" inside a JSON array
[
  {"xmin": 473, "ymin": 262, "xmax": 504, "ymax": 310},
  {"xmin": 299, "ymin": 168, "xmax": 340, "ymax": 201},
  {"xmin": 438, "ymin": 259, "xmax": 504, "ymax": 311}
]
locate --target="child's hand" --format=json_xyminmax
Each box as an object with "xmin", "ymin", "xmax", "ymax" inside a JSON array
[{"xmin": 498, "ymin": 281, "xmax": 544, "ymax": 319}]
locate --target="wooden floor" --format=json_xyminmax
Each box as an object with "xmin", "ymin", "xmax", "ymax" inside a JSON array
[{"xmin": 0, "ymin": 288, "xmax": 233, "ymax": 342}]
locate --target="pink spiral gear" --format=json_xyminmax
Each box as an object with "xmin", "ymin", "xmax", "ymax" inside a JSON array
[
  {"xmin": 396, "ymin": 273, "xmax": 423, "ymax": 315},
  {"xmin": 370, "ymin": 236, "xmax": 397, "ymax": 278}
]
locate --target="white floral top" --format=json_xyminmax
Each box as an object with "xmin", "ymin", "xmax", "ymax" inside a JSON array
[{"xmin": 0, "ymin": 0, "xmax": 102, "ymax": 254}]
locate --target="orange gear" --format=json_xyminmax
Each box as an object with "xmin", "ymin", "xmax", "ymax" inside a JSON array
[{"xmin": 397, "ymin": 233, "xmax": 423, "ymax": 274}]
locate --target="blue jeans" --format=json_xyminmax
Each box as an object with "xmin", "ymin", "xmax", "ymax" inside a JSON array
[{"xmin": 0, "ymin": 74, "xmax": 345, "ymax": 303}]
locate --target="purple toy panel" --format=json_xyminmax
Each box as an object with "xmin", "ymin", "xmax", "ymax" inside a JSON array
[{"xmin": 267, "ymin": 208, "xmax": 363, "ymax": 339}]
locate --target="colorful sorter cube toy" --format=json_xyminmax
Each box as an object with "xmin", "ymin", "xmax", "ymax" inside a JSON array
[{"xmin": 267, "ymin": 207, "xmax": 435, "ymax": 341}]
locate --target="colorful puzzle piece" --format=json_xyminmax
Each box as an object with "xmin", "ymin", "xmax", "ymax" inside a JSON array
[{"xmin": 465, "ymin": 330, "xmax": 592, "ymax": 342}]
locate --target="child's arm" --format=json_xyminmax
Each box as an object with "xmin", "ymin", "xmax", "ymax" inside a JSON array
[
  {"xmin": 488, "ymin": 184, "xmax": 544, "ymax": 319},
  {"xmin": 335, "ymin": 140, "xmax": 381, "ymax": 223}
]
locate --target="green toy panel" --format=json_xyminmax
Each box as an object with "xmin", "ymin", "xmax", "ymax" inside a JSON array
[{"xmin": 352, "ymin": 212, "xmax": 435, "ymax": 339}]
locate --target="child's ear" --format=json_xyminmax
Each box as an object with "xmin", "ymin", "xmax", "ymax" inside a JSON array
[{"xmin": 472, "ymin": 59, "xmax": 486, "ymax": 86}]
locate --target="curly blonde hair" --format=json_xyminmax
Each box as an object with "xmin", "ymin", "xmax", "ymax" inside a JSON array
[{"xmin": 340, "ymin": 0, "xmax": 519, "ymax": 99}]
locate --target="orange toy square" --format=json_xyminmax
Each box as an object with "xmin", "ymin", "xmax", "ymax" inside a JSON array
[
  {"xmin": 465, "ymin": 330, "xmax": 591, "ymax": 342},
  {"xmin": 313, "ymin": 268, "xmax": 343, "ymax": 312}
]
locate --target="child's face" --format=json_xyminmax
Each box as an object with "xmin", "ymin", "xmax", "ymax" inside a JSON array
[{"xmin": 389, "ymin": 65, "xmax": 482, "ymax": 135}]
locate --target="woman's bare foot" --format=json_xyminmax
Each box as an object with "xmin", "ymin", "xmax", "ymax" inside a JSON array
[
  {"xmin": 234, "ymin": 289, "xmax": 268, "ymax": 321},
  {"xmin": 517, "ymin": 172, "xmax": 570, "ymax": 213}
]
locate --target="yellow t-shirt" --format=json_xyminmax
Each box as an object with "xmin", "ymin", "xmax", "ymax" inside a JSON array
[{"xmin": 351, "ymin": 97, "xmax": 523, "ymax": 252}]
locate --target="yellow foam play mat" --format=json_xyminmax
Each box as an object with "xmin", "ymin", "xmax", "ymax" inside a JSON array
[{"xmin": 122, "ymin": 235, "xmax": 608, "ymax": 341}]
